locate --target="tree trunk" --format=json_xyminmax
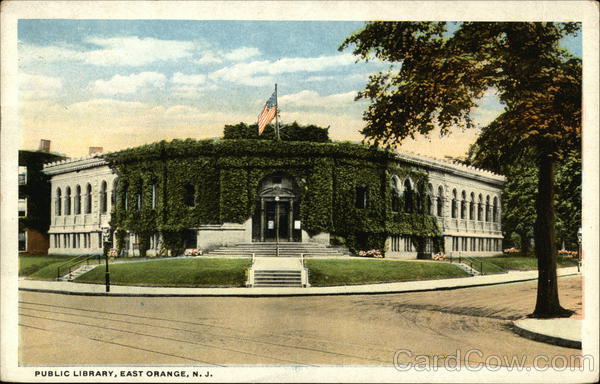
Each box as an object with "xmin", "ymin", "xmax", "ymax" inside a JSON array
[
  {"xmin": 532, "ymin": 154, "xmax": 572, "ymax": 318},
  {"xmin": 519, "ymin": 231, "xmax": 530, "ymax": 255}
]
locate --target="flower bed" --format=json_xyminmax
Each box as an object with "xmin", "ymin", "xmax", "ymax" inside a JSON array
[
  {"xmin": 503, "ymin": 247, "xmax": 520, "ymax": 254},
  {"xmin": 432, "ymin": 252, "xmax": 447, "ymax": 261},
  {"xmin": 558, "ymin": 249, "xmax": 578, "ymax": 258},
  {"xmin": 184, "ymin": 248, "xmax": 203, "ymax": 256},
  {"xmin": 357, "ymin": 249, "xmax": 384, "ymax": 258}
]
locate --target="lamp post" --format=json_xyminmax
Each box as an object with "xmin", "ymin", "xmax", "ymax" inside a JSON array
[
  {"xmin": 577, "ymin": 227, "xmax": 582, "ymax": 273},
  {"xmin": 101, "ymin": 223, "xmax": 111, "ymax": 292}
]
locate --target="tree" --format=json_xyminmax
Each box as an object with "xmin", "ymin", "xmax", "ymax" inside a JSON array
[{"xmin": 341, "ymin": 22, "xmax": 581, "ymax": 317}]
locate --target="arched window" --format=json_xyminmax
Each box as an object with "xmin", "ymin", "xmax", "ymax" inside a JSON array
[
  {"xmin": 493, "ymin": 196, "xmax": 499, "ymax": 222},
  {"xmin": 184, "ymin": 183, "xmax": 195, "ymax": 207},
  {"xmin": 65, "ymin": 187, "xmax": 72, "ymax": 215},
  {"xmin": 111, "ymin": 178, "xmax": 118, "ymax": 212},
  {"xmin": 390, "ymin": 177, "xmax": 400, "ymax": 213},
  {"xmin": 355, "ymin": 184, "xmax": 368, "ymax": 209},
  {"xmin": 469, "ymin": 192, "xmax": 475, "ymax": 220},
  {"xmin": 151, "ymin": 183, "xmax": 157, "ymax": 209},
  {"xmin": 136, "ymin": 182, "xmax": 143, "ymax": 211},
  {"xmin": 75, "ymin": 185, "xmax": 81, "ymax": 215},
  {"xmin": 460, "ymin": 191, "xmax": 467, "ymax": 219},
  {"xmin": 85, "ymin": 184, "xmax": 92, "ymax": 214},
  {"xmin": 100, "ymin": 181, "xmax": 108, "ymax": 214},
  {"xmin": 485, "ymin": 195, "xmax": 491, "ymax": 222},
  {"xmin": 55, "ymin": 188, "xmax": 62, "ymax": 216},
  {"xmin": 477, "ymin": 194, "xmax": 483, "ymax": 221},
  {"xmin": 403, "ymin": 179, "xmax": 413, "ymax": 213},
  {"xmin": 436, "ymin": 186, "xmax": 444, "ymax": 217},
  {"xmin": 451, "ymin": 189, "xmax": 457, "ymax": 218},
  {"xmin": 426, "ymin": 184, "xmax": 434, "ymax": 215}
]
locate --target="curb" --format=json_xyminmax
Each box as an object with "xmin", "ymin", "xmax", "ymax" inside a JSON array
[
  {"xmin": 512, "ymin": 321, "xmax": 581, "ymax": 350},
  {"xmin": 19, "ymin": 272, "xmax": 581, "ymax": 298}
]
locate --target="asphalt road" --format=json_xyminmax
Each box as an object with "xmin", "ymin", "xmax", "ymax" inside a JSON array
[{"xmin": 19, "ymin": 276, "xmax": 582, "ymax": 366}]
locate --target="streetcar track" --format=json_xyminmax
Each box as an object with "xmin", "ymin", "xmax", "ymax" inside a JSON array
[
  {"xmin": 19, "ymin": 323, "xmax": 212, "ymax": 365},
  {"xmin": 20, "ymin": 313, "xmax": 310, "ymax": 366},
  {"xmin": 19, "ymin": 305, "xmax": 389, "ymax": 364},
  {"xmin": 20, "ymin": 300, "xmax": 395, "ymax": 355},
  {"xmin": 20, "ymin": 307, "xmax": 388, "ymax": 363}
]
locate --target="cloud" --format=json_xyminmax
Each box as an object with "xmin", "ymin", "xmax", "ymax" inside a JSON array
[
  {"xmin": 195, "ymin": 46, "xmax": 261, "ymax": 65},
  {"xmin": 172, "ymin": 72, "xmax": 206, "ymax": 85},
  {"xmin": 20, "ymin": 36, "xmax": 196, "ymax": 67},
  {"xmin": 92, "ymin": 72, "xmax": 166, "ymax": 95},
  {"xmin": 279, "ymin": 90, "xmax": 358, "ymax": 108},
  {"xmin": 19, "ymin": 72, "xmax": 63, "ymax": 100},
  {"xmin": 223, "ymin": 47, "xmax": 261, "ymax": 61},
  {"xmin": 209, "ymin": 53, "xmax": 356, "ymax": 86}
]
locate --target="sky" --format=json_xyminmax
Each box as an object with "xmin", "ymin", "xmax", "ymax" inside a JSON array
[{"xmin": 18, "ymin": 20, "xmax": 581, "ymax": 159}]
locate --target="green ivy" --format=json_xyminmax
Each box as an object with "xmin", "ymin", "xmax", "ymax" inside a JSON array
[{"xmin": 105, "ymin": 139, "xmax": 441, "ymax": 255}]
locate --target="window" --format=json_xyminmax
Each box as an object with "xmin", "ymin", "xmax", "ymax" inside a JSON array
[
  {"xmin": 451, "ymin": 189, "xmax": 457, "ymax": 219},
  {"xmin": 55, "ymin": 188, "xmax": 62, "ymax": 216},
  {"xmin": 65, "ymin": 187, "xmax": 71, "ymax": 215},
  {"xmin": 151, "ymin": 183, "xmax": 157, "ymax": 209},
  {"xmin": 19, "ymin": 231, "xmax": 27, "ymax": 252},
  {"xmin": 184, "ymin": 184, "xmax": 196, "ymax": 207},
  {"xmin": 437, "ymin": 186, "xmax": 444, "ymax": 217},
  {"xmin": 18, "ymin": 198, "xmax": 27, "ymax": 217},
  {"xmin": 111, "ymin": 179, "xmax": 118, "ymax": 212},
  {"xmin": 460, "ymin": 191, "xmax": 466, "ymax": 219},
  {"xmin": 18, "ymin": 166, "xmax": 27, "ymax": 185},
  {"xmin": 355, "ymin": 184, "xmax": 368, "ymax": 209},
  {"xmin": 391, "ymin": 177, "xmax": 400, "ymax": 213},
  {"xmin": 493, "ymin": 197, "xmax": 499, "ymax": 222},
  {"xmin": 469, "ymin": 192, "xmax": 475, "ymax": 220},
  {"xmin": 100, "ymin": 181, "xmax": 108, "ymax": 214},
  {"xmin": 485, "ymin": 196, "xmax": 491, "ymax": 222},
  {"xmin": 136, "ymin": 182, "xmax": 143, "ymax": 211},
  {"xmin": 85, "ymin": 184, "xmax": 92, "ymax": 214},
  {"xmin": 75, "ymin": 185, "xmax": 81, "ymax": 215},
  {"xmin": 403, "ymin": 180, "xmax": 413, "ymax": 213},
  {"xmin": 477, "ymin": 194, "xmax": 483, "ymax": 221}
]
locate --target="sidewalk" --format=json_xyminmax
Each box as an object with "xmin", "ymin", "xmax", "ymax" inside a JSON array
[
  {"xmin": 19, "ymin": 266, "xmax": 579, "ymax": 297},
  {"xmin": 513, "ymin": 317, "xmax": 581, "ymax": 349}
]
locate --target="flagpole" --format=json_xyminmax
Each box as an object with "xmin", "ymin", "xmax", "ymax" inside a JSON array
[{"xmin": 275, "ymin": 83, "xmax": 280, "ymax": 141}]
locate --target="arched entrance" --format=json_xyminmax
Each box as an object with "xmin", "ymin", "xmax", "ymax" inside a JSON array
[{"xmin": 252, "ymin": 173, "xmax": 301, "ymax": 242}]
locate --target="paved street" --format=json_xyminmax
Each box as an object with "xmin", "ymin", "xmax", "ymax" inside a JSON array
[{"xmin": 19, "ymin": 276, "xmax": 582, "ymax": 366}]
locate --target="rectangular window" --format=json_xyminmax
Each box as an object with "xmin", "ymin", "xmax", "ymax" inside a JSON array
[
  {"xmin": 19, "ymin": 231, "xmax": 27, "ymax": 252},
  {"xmin": 18, "ymin": 198, "xmax": 27, "ymax": 217},
  {"xmin": 18, "ymin": 166, "xmax": 27, "ymax": 185}
]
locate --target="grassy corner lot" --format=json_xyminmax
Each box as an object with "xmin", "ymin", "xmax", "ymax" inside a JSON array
[
  {"xmin": 19, "ymin": 254, "xmax": 76, "ymax": 280},
  {"xmin": 75, "ymin": 258, "xmax": 252, "ymax": 287},
  {"xmin": 305, "ymin": 259, "xmax": 469, "ymax": 287},
  {"xmin": 465, "ymin": 255, "xmax": 578, "ymax": 274}
]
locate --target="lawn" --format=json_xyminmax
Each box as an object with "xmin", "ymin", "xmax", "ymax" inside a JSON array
[
  {"xmin": 305, "ymin": 259, "xmax": 469, "ymax": 287},
  {"xmin": 75, "ymin": 258, "xmax": 252, "ymax": 287},
  {"xmin": 19, "ymin": 254, "xmax": 81, "ymax": 279},
  {"xmin": 465, "ymin": 255, "xmax": 578, "ymax": 274}
]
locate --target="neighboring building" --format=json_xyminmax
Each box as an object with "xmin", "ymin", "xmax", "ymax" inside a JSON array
[
  {"xmin": 43, "ymin": 140, "xmax": 505, "ymax": 258},
  {"xmin": 19, "ymin": 149, "xmax": 65, "ymax": 254}
]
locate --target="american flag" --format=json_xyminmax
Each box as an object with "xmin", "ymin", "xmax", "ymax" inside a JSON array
[{"xmin": 257, "ymin": 90, "xmax": 277, "ymax": 134}]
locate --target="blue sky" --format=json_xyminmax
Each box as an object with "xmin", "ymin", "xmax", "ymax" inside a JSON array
[{"xmin": 18, "ymin": 20, "xmax": 581, "ymax": 158}]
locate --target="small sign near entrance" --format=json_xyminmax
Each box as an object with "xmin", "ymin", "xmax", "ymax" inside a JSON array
[
  {"xmin": 268, "ymin": 220, "xmax": 275, "ymax": 229},
  {"xmin": 294, "ymin": 220, "xmax": 301, "ymax": 229}
]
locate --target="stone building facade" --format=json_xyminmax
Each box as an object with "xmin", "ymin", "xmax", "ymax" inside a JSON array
[{"xmin": 43, "ymin": 143, "xmax": 504, "ymax": 258}]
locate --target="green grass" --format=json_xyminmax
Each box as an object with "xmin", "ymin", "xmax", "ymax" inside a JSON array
[
  {"xmin": 75, "ymin": 258, "xmax": 252, "ymax": 287},
  {"xmin": 465, "ymin": 255, "xmax": 578, "ymax": 274},
  {"xmin": 19, "ymin": 254, "xmax": 81, "ymax": 279},
  {"xmin": 305, "ymin": 259, "xmax": 470, "ymax": 287}
]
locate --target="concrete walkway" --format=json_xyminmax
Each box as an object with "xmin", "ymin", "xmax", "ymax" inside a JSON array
[
  {"xmin": 19, "ymin": 266, "xmax": 579, "ymax": 297},
  {"xmin": 513, "ymin": 317, "xmax": 582, "ymax": 349},
  {"xmin": 252, "ymin": 256, "xmax": 303, "ymax": 270}
]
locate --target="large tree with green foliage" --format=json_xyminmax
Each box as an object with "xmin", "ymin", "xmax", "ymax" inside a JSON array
[{"xmin": 341, "ymin": 22, "xmax": 581, "ymax": 317}]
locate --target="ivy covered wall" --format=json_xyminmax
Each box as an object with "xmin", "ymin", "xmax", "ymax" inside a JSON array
[{"xmin": 105, "ymin": 139, "xmax": 441, "ymax": 254}]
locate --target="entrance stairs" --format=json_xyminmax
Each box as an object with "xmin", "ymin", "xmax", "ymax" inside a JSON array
[
  {"xmin": 247, "ymin": 257, "xmax": 309, "ymax": 288},
  {"xmin": 208, "ymin": 242, "xmax": 350, "ymax": 258},
  {"xmin": 59, "ymin": 263, "xmax": 99, "ymax": 281}
]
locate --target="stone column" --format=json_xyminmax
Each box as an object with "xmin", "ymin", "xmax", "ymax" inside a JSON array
[{"xmin": 260, "ymin": 198, "xmax": 265, "ymax": 242}]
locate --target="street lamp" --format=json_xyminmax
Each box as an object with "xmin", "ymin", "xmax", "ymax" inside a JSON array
[
  {"xmin": 101, "ymin": 222, "xmax": 111, "ymax": 292},
  {"xmin": 577, "ymin": 227, "xmax": 582, "ymax": 272}
]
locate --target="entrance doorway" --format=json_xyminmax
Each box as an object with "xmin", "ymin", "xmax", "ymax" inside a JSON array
[{"xmin": 252, "ymin": 173, "xmax": 301, "ymax": 242}]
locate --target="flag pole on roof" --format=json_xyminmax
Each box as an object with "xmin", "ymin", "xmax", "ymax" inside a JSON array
[{"xmin": 257, "ymin": 84, "xmax": 280, "ymax": 140}]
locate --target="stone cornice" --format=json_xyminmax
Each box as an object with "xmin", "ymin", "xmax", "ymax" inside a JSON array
[
  {"xmin": 394, "ymin": 151, "xmax": 506, "ymax": 186},
  {"xmin": 42, "ymin": 155, "xmax": 108, "ymax": 175}
]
